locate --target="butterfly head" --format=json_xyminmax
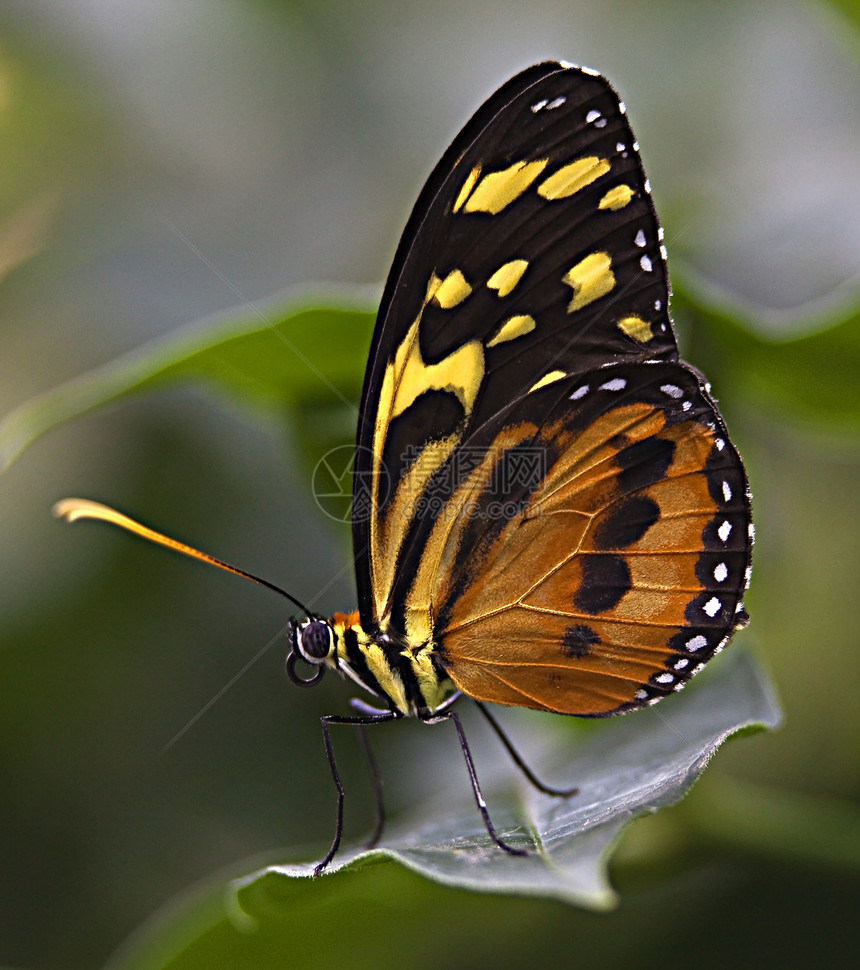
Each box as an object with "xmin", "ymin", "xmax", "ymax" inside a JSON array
[{"xmin": 286, "ymin": 616, "xmax": 334, "ymax": 687}]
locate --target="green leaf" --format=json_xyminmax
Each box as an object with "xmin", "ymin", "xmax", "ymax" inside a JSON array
[
  {"xmin": 684, "ymin": 774, "xmax": 860, "ymax": 874},
  {"xmin": 5, "ymin": 276, "xmax": 857, "ymax": 475},
  {"xmin": 673, "ymin": 271, "xmax": 860, "ymax": 431},
  {"xmin": 231, "ymin": 648, "xmax": 779, "ymax": 912},
  {"xmin": 0, "ymin": 287, "xmax": 376, "ymax": 472},
  {"xmin": 826, "ymin": 0, "xmax": 860, "ymax": 35},
  {"xmin": 105, "ymin": 648, "xmax": 780, "ymax": 968}
]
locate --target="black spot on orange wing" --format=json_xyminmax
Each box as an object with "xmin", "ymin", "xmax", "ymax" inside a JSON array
[
  {"xmin": 614, "ymin": 435, "xmax": 676, "ymax": 493},
  {"xmin": 561, "ymin": 625, "xmax": 600, "ymax": 658},
  {"xmin": 608, "ymin": 433, "xmax": 633, "ymax": 450},
  {"xmin": 573, "ymin": 554, "xmax": 632, "ymax": 613},
  {"xmin": 593, "ymin": 494, "xmax": 660, "ymax": 549}
]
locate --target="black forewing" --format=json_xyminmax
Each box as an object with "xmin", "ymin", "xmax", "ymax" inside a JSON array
[{"xmin": 352, "ymin": 62, "xmax": 679, "ymax": 631}]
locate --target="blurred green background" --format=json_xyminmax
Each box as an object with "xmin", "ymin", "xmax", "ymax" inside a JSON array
[{"xmin": 1, "ymin": 0, "xmax": 859, "ymax": 967}]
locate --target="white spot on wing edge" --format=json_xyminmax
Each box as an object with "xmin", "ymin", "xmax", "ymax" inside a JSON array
[
  {"xmin": 599, "ymin": 377, "xmax": 627, "ymax": 392},
  {"xmin": 703, "ymin": 597, "xmax": 722, "ymax": 618}
]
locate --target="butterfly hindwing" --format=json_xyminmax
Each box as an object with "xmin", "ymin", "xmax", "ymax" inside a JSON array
[
  {"xmin": 425, "ymin": 362, "xmax": 751, "ymax": 715},
  {"xmin": 353, "ymin": 62, "xmax": 680, "ymax": 632}
]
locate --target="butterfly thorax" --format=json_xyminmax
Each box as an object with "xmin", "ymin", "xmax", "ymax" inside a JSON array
[{"xmin": 292, "ymin": 611, "xmax": 458, "ymax": 716}]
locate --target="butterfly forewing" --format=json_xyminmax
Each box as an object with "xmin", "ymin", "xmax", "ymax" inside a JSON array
[{"xmin": 351, "ymin": 61, "xmax": 751, "ymax": 716}]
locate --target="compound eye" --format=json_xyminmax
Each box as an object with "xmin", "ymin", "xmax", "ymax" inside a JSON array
[{"xmin": 300, "ymin": 620, "xmax": 332, "ymax": 661}]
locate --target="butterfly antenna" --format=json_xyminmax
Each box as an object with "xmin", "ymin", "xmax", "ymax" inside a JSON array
[{"xmin": 53, "ymin": 498, "xmax": 314, "ymax": 617}]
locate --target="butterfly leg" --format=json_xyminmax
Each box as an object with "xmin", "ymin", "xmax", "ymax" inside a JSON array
[
  {"xmin": 429, "ymin": 710, "xmax": 530, "ymax": 858},
  {"xmin": 315, "ymin": 710, "xmax": 398, "ymax": 876},
  {"xmin": 348, "ymin": 695, "xmax": 397, "ymax": 848},
  {"xmin": 474, "ymin": 701, "xmax": 579, "ymax": 798},
  {"xmin": 354, "ymin": 723, "xmax": 386, "ymax": 849}
]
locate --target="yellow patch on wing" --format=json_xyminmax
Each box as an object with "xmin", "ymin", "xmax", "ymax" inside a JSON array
[
  {"xmin": 424, "ymin": 272, "xmax": 443, "ymax": 303},
  {"xmin": 433, "ymin": 269, "xmax": 472, "ymax": 308},
  {"xmin": 462, "ymin": 159, "xmax": 549, "ymax": 215},
  {"xmin": 453, "ymin": 165, "xmax": 482, "ymax": 213},
  {"xmin": 537, "ymin": 156, "xmax": 610, "ymax": 200},
  {"xmin": 370, "ymin": 307, "xmax": 486, "ymax": 623},
  {"xmin": 377, "ymin": 434, "xmax": 460, "ymax": 633},
  {"xmin": 598, "ymin": 184, "xmax": 635, "ymax": 210},
  {"xmin": 529, "ymin": 369, "xmax": 567, "ymax": 393},
  {"xmin": 563, "ymin": 251, "xmax": 615, "ymax": 313},
  {"xmin": 617, "ymin": 314, "xmax": 654, "ymax": 342},
  {"xmin": 487, "ymin": 259, "xmax": 529, "ymax": 297},
  {"xmin": 487, "ymin": 314, "xmax": 536, "ymax": 347},
  {"xmin": 390, "ymin": 317, "xmax": 484, "ymax": 420}
]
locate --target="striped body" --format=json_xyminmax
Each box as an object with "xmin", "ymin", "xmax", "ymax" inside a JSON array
[{"xmin": 321, "ymin": 612, "xmax": 457, "ymax": 716}]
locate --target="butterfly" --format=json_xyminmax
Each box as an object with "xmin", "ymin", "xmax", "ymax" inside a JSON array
[{"xmin": 56, "ymin": 61, "xmax": 752, "ymax": 875}]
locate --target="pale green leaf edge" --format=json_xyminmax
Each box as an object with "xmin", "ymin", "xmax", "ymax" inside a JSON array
[
  {"xmin": 675, "ymin": 261, "xmax": 860, "ymax": 341},
  {"xmin": 4, "ymin": 272, "xmax": 860, "ymax": 474},
  {"xmin": 229, "ymin": 648, "xmax": 781, "ymax": 921},
  {"xmin": 0, "ymin": 283, "xmax": 377, "ymax": 472}
]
